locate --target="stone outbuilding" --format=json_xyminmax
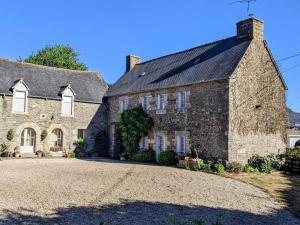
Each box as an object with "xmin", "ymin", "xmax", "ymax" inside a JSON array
[
  {"xmin": 0, "ymin": 59, "xmax": 108, "ymax": 156},
  {"xmin": 106, "ymin": 17, "xmax": 288, "ymax": 163}
]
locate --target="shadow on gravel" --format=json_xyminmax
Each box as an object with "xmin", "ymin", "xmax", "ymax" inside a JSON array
[{"xmin": 0, "ymin": 200, "xmax": 299, "ymax": 225}]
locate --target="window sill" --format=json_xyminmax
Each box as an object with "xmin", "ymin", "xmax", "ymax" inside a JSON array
[
  {"xmin": 177, "ymin": 108, "xmax": 187, "ymax": 113},
  {"xmin": 12, "ymin": 111, "xmax": 28, "ymax": 115},
  {"xmin": 61, "ymin": 114, "xmax": 74, "ymax": 118},
  {"xmin": 156, "ymin": 109, "xmax": 166, "ymax": 114}
]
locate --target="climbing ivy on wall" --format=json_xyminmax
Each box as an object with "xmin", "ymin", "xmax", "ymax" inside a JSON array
[{"xmin": 117, "ymin": 105, "xmax": 154, "ymax": 158}]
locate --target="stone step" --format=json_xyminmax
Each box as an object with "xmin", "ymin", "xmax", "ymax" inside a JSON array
[{"xmin": 20, "ymin": 153, "xmax": 36, "ymax": 158}]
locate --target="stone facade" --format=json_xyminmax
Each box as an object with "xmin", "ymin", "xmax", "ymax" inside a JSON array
[
  {"xmin": 0, "ymin": 95, "xmax": 107, "ymax": 155},
  {"xmin": 228, "ymin": 39, "xmax": 287, "ymax": 163},
  {"xmin": 107, "ymin": 80, "xmax": 229, "ymax": 159}
]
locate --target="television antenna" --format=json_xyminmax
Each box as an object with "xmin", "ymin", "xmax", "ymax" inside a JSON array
[{"xmin": 229, "ymin": 0, "xmax": 257, "ymax": 17}]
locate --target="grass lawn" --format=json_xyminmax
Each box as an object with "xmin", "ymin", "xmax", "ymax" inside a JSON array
[{"xmin": 224, "ymin": 171, "xmax": 300, "ymax": 218}]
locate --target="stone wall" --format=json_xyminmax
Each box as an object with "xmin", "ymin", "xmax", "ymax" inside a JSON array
[
  {"xmin": 107, "ymin": 80, "xmax": 229, "ymax": 159},
  {"xmin": 228, "ymin": 39, "xmax": 287, "ymax": 163},
  {"xmin": 0, "ymin": 95, "xmax": 107, "ymax": 154}
]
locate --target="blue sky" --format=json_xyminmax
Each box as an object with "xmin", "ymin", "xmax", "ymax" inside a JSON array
[{"xmin": 0, "ymin": 0, "xmax": 299, "ymax": 111}]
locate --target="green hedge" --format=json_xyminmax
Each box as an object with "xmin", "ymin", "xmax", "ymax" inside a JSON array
[
  {"xmin": 132, "ymin": 149, "xmax": 155, "ymax": 162},
  {"xmin": 159, "ymin": 150, "xmax": 177, "ymax": 165}
]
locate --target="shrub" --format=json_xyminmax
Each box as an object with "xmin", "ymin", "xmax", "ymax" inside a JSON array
[
  {"xmin": 68, "ymin": 152, "xmax": 76, "ymax": 158},
  {"xmin": 226, "ymin": 162, "xmax": 243, "ymax": 173},
  {"xmin": 214, "ymin": 162, "xmax": 225, "ymax": 174},
  {"xmin": 267, "ymin": 153, "xmax": 285, "ymax": 170},
  {"xmin": 117, "ymin": 106, "xmax": 154, "ymax": 159},
  {"xmin": 284, "ymin": 149, "xmax": 300, "ymax": 173},
  {"xmin": 132, "ymin": 149, "xmax": 155, "ymax": 162},
  {"xmin": 73, "ymin": 138, "xmax": 87, "ymax": 149},
  {"xmin": 6, "ymin": 129, "xmax": 14, "ymax": 141},
  {"xmin": 202, "ymin": 162, "xmax": 213, "ymax": 172},
  {"xmin": 181, "ymin": 157, "xmax": 204, "ymax": 171},
  {"xmin": 248, "ymin": 154, "xmax": 273, "ymax": 173},
  {"xmin": 159, "ymin": 150, "xmax": 177, "ymax": 165},
  {"xmin": 243, "ymin": 164, "xmax": 255, "ymax": 173}
]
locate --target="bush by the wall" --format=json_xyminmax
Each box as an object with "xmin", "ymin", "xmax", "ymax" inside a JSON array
[
  {"xmin": 284, "ymin": 149, "xmax": 300, "ymax": 174},
  {"xmin": 6, "ymin": 129, "xmax": 14, "ymax": 141},
  {"xmin": 132, "ymin": 149, "xmax": 155, "ymax": 162},
  {"xmin": 248, "ymin": 155, "xmax": 273, "ymax": 173},
  {"xmin": 226, "ymin": 162, "xmax": 243, "ymax": 173},
  {"xmin": 243, "ymin": 164, "xmax": 255, "ymax": 173},
  {"xmin": 214, "ymin": 162, "xmax": 225, "ymax": 174},
  {"xmin": 267, "ymin": 153, "xmax": 285, "ymax": 170},
  {"xmin": 159, "ymin": 150, "xmax": 177, "ymax": 165}
]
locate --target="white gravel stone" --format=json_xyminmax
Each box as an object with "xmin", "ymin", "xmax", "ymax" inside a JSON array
[{"xmin": 0, "ymin": 158, "xmax": 299, "ymax": 225}]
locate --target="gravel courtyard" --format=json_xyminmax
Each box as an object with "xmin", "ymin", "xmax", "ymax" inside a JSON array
[{"xmin": 0, "ymin": 158, "xmax": 299, "ymax": 225}]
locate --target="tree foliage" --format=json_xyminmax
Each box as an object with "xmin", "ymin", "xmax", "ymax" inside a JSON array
[
  {"xmin": 24, "ymin": 45, "xmax": 88, "ymax": 71},
  {"xmin": 117, "ymin": 106, "xmax": 154, "ymax": 158}
]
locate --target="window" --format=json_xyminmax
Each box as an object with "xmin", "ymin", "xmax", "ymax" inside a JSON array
[
  {"xmin": 141, "ymin": 96, "xmax": 148, "ymax": 111},
  {"xmin": 156, "ymin": 135, "xmax": 165, "ymax": 151},
  {"xmin": 139, "ymin": 137, "xmax": 148, "ymax": 149},
  {"xmin": 78, "ymin": 129, "xmax": 86, "ymax": 139},
  {"xmin": 51, "ymin": 129, "xmax": 63, "ymax": 147},
  {"xmin": 13, "ymin": 91, "xmax": 26, "ymax": 113},
  {"xmin": 178, "ymin": 91, "xmax": 187, "ymax": 109},
  {"xmin": 176, "ymin": 136, "xmax": 186, "ymax": 154},
  {"xmin": 156, "ymin": 94, "xmax": 166, "ymax": 110},
  {"xmin": 62, "ymin": 96, "xmax": 73, "ymax": 116},
  {"xmin": 119, "ymin": 99, "xmax": 127, "ymax": 112}
]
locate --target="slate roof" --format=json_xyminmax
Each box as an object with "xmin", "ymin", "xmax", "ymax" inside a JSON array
[
  {"xmin": 106, "ymin": 36, "xmax": 251, "ymax": 97},
  {"xmin": 0, "ymin": 58, "xmax": 107, "ymax": 103},
  {"xmin": 289, "ymin": 112, "xmax": 300, "ymax": 127}
]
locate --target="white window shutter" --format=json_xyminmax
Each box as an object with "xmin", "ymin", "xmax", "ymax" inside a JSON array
[
  {"xmin": 178, "ymin": 92, "xmax": 181, "ymax": 109},
  {"xmin": 176, "ymin": 136, "xmax": 180, "ymax": 152}
]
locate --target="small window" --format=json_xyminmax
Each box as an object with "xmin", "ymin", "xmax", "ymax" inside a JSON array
[
  {"xmin": 178, "ymin": 91, "xmax": 187, "ymax": 109},
  {"xmin": 176, "ymin": 136, "xmax": 186, "ymax": 154},
  {"xmin": 78, "ymin": 129, "xmax": 86, "ymax": 139},
  {"xmin": 141, "ymin": 96, "xmax": 148, "ymax": 111},
  {"xmin": 139, "ymin": 137, "xmax": 148, "ymax": 149},
  {"xmin": 156, "ymin": 135, "xmax": 165, "ymax": 151},
  {"xmin": 62, "ymin": 96, "xmax": 73, "ymax": 116},
  {"xmin": 119, "ymin": 99, "xmax": 127, "ymax": 113},
  {"xmin": 13, "ymin": 91, "xmax": 26, "ymax": 113},
  {"xmin": 156, "ymin": 94, "xmax": 165, "ymax": 110}
]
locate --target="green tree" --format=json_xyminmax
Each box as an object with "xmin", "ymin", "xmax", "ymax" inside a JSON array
[
  {"xmin": 117, "ymin": 106, "xmax": 154, "ymax": 158},
  {"xmin": 24, "ymin": 45, "xmax": 87, "ymax": 70}
]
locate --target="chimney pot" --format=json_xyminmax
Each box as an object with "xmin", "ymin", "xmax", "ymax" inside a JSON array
[
  {"xmin": 237, "ymin": 17, "xmax": 264, "ymax": 41},
  {"xmin": 126, "ymin": 55, "xmax": 141, "ymax": 72}
]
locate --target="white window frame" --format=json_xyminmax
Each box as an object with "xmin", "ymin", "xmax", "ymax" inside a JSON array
[
  {"xmin": 12, "ymin": 91, "xmax": 28, "ymax": 113},
  {"xmin": 178, "ymin": 91, "xmax": 187, "ymax": 109},
  {"xmin": 139, "ymin": 137, "xmax": 148, "ymax": 149},
  {"xmin": 176, "ymin": 135, "xmax": 186, "ymax": 154},
  {"xmin": 119, "ymin": 99, "xmax": 127, "ymax": 113},
  {"xmin": 141, "ymin": 96, "xmax": 148, "ymax": 111},
  {"xmin": 77, "ymin": 129, "xmax": 86, "ymax": 139},
  {"xmin": 156, "ymin": 135, "xmax": 165, "ymax": 152},
  {"xmin": 61, "ymin": 95, "xmax": 74, "ymax": 117},
  {"xmin": 156, "ymin": 94, "xmax": 166, "ymax": 110}
]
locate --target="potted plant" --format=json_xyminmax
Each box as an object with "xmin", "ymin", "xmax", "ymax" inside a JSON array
[
  {"xmin": 73, "ymin": 138, "xmax": 87, "ymax": 158},
  {"xmin": 120, "ymin": 152, "xmax": 126, "ymax": 161},
  {"xmin": 36, "ymin": 150, "xmax": 44, "ymax": 158},
  {"xmin": 14, "ymin": 146, "xmax": 21, "ymax": 158}
]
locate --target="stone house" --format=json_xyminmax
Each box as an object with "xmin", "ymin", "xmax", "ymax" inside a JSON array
[
  {"xmin": 0, "ymin": 58, "xmax": 107, "ymax": 156},
  {"xmin": 106, "ymin": 17, "xmax": 287, "ymax": 163},
  {"xmin": 287, "ymin": 112, "xmax": 300, "ymax": 148}
]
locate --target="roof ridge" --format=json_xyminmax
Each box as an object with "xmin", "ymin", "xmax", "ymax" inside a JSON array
[
  {"xmin": 137, "ymin": 36, "xmax": 236, "ymax": 65},
  {"xmin": 0, "ymin": 57, "xmax": 99, "ymax": 74}
]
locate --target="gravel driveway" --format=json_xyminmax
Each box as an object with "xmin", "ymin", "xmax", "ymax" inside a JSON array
[{"xmin": 0, "ymin": 158, "xmax": 299, "ymax": 225}]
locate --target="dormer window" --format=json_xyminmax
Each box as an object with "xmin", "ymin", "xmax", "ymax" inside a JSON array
[
  {"xmin": 12, "ymin": 79, "xmax": 29, "ymax": 114},
  {"xmin": 13, "ymin": 91, "xmax": 27, "ymax": 113},
  {"xmin": 60, "ymin": 85, "xmax": 75, "ymax": 117}
]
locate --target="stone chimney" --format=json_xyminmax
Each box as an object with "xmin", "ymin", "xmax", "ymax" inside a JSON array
[
  {"xmin": 126, "ymin": 55, "xmax": 141, "ymax": 72},
  {"xmin": 237, "ymin": 17, "xmax": 264, "ymax": 41}
]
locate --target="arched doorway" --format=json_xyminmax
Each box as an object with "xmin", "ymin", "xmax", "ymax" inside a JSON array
[
  {"xmin": 20, "ymin": 128, "xmax": 36, "ymax": 153},
  {"xmin": 50, "ymin": 129, "xmax": 63, "ymax": 150}
]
